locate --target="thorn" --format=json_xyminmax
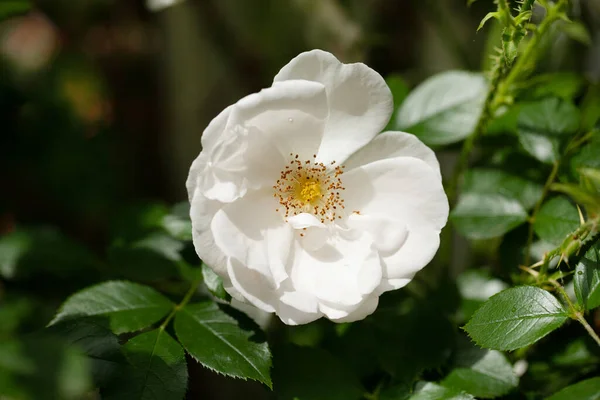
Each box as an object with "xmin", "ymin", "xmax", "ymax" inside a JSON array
[{"xmin": 577, "ymin": 205, "xmax": 585, "ymax": 225}]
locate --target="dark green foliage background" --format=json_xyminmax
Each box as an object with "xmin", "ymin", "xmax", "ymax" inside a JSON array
[{"xmin": 2, "ymin": 0, "xmax": 600, "ymax": 399}]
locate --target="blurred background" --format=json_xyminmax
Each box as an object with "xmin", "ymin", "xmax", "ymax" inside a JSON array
[{"xmin": 1, "ymin": 0, "xmax": 599, "ymax": 398}]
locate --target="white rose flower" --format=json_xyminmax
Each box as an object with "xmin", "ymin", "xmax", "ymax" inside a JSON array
[{"xmin": 187, "ymin": 50, "xmax": 449, "ymax": 325}]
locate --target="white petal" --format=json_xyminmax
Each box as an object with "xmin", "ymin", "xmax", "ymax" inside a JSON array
[
  {"xmin": 201, "ymin": 105, "xmax": 233, "ymax": 151},
  {"xmin": 330, "ymin": 296, "xmax": 379, "ymax": 323},
  {"xmin": 291, "ymin": 232, "xmax": 382, "ymax": 306},
  {"xmin": 343, "ymin": 157, "xmax": 448, "ymax": 280},
  {"xmin": 344, "ymin": 131, "xmax": 442, "ymax": 180},
  {"xmin": 277, "ymin": 290, "xmax": 322, "ymax": 325},
  {"xmin": 381, "ymin": 229, "xmax": 441, "ymax": 279},
  {"xmin": 375, "ymin": 277, "xmax": 413, "ymax": 295},
  {"xmin": 274, "ymin": 49, "xmax": 393, "ymax": 163},
  {"xmin": 347, "ymin": 213, "xmax": 408, "ymax": 255},
  {"xmin": 212, "ymin": 189, "xmax": 293, "ymax": 287},
  {"xmin": 287, "ymin": 213, "xmax": 324, "ymax": 229},
  {"xmin": 344, "ymin": 156, "xmax": 449, "ymax": 232},
  {"xmin": 186, "ymin": 106, "xmax": 234, "ymax": 202},
  {"xmin": 227, "ymin": 79, "xmax": 328, "ymax": 159},
  {"xmin": 190, "ymin": 189, "xmax": 227, "ymax": 276},
  {"xmin": 230, "ymin": 298, "xmax": 272, "ymax": 329},
  {"xmin": 228, "ymin": 258, "xmax": 276, "ymax": 313}
]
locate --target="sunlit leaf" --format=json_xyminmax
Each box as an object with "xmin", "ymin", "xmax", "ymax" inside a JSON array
[
  {"xmin": 49, "ymin": 281, "xmax": 173, "ymax": 334},
  {"xmin": 517, "ymin": 98, "xmax": 580, "ymax": 164},
  {"xmin": 464, "ymin": 286, "xmax": 569, "ymax": 351},
  {"xmin": 574, "ymin": 245, "xmax": 600, "ymax": 311},
  {"xmin": 395, "ymin": 71, "xmax": 487, "ymax": 145},
  {"xmin": 457, "ymin": 270, "xmax": 508, "ymax": 320},
  {"xmin": 442, "ymin": 345, "xmax": 518, "ymax": 398},
  {"xmin": 201, "ymin": 263, "xmax": 229, "ymax": 301},
  {"xmin": 174, "ymin": 302, "xmax": 272, "ymax": 387},
  {"xmin": 533, "ymin": 196, "xmax": 580, "ymax": 246},
  {"xmin": 409, "ymin": 382, "xmax": 474, "ymax": 400},
  {"xmin": 451, "ymin": 193, "xmax": 528, "ymax": 240},
  {"xmin": 546, "ymin": 377, "xmax": 600, "ymax": 400},
  {"xmin": 462, "ymin": 168, "xmax": 543, "ymax": 210}
]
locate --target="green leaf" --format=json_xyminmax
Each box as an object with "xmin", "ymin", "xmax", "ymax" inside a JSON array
[
  {"xmin": 272, "ymin": 345, "xmax": 363, "ymax": 400},
  {"xmin": 464, "ymin": 286, "xmax": 569, "ymax": 351},
  {"xmin": 385, "ymin": 74, "xmax": 410, "ymax": 131},
  {"xmin": 174, "ymin": 302, "xmax": 272, "ymax": 387},
  {"xmin": 47, "ymin": 318, "xmax": 124, "ymax": 388},
  {"xmin": 380, "ymin": 382, "xmax": 412, "ymax": 400},
  {"xmin": 395, "ymin": 71, "xmax": 487, "ymax": 146},
  {"xmin": 517, "ymin": 98, "xmax": 580, "ymax": 164},
  {"xmin": 522, "ymin": 73, "xmax": 586, "ymax": 100},
  {"xmin": 202, "ymin": 263, "xmax": 230, "ymax": 300},
  {"xmin": 0, "ymin": 336, "xmax": 92, "ymax": 400},
  {"xmin": 579, "ymin": 86, "xmax": 600, "ymax": 131},
  {"xmin": 409, "ymin": 382, "xmax": 474, "ymax": 400},
  {"xmin": 442, "ymin": 346, "xmax": 517, "ymax": 398},
  {"xmin": 559, "ymin": 20, "xmax": 592, "ymax": 46},
  {"xmin": 0, "ymin": 227, "xmax": 100, "ymax": 280},
  {"xmin": 551, "ymin": 338, "xmax": 599, "ymax": 367},
  {"xmin": 571, "ymin": 135, "xmax": 600, "ymax": 176},
  {"xmin": 110, "ymin": 202, "xmax": 170, "ymax": 242},
  {"xmin": 0, "ymin": 1, "xmax": 31, "ymax": 21},
  {"xmin": 478, "ymin": 12, "xmax": 500, "ymax": 31},
  {"xmin": 551, "ymin": 183, "xmax": 600, "ymax": 214},
  {"xmin": 49, "ymin": 281, "xmax": 173, "ymax": 334},
  {"xmin": 162, "ymin": 202, "xmax": 193, "ymax": 241},
  {"xmin": 372, "ymin": 304, "xmax": 455, "ymax": 381},
  {"xmin": 451, "ymin": 193, "xmax": 528, "ymax": 240},
  {"xmin": 518, "ymin": 97, "xmax": 580, "ymax": 135},
  {"xmin": 487, "ymin": 105, "xmax": 521, "ymax": 136},
  {"xmin": 517, "ymin": 133, "xmax": 560, "ymax": 164},
  {"xmin": 574, "ymin": 245, "xmax": 600, "ymax": 310},
  {"xmin": 546, "ymin": 377, "xmax": 600, "ymax": 400},
  {"xmin": 462, "ymin": 168, "xmax": 543, "ymax": 210},
  {"xmin": 457, "ymin": 270, "xmax": 508, "ymax": 321},
  {"xmin": 102, "ymin": 329, "xmax": 187, "ymax": 400},
  {"xmin": 0, "ymin": 297, "xmax": 34, "ymax": 337},
  {"xmin": 109, "ymin": 233, "xmax": 184, "ymax": 282},
  {"xmin": 533, "ymin": 197, "xmax": 580, "ymax": 246}
]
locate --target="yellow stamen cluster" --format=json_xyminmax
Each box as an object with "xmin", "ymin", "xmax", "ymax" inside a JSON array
[{"xmin": 273, "ymin": 153, "xmax": 346, "ymax": 223}]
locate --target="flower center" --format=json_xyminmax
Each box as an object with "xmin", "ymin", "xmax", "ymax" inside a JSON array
[
  {"xmin": 298, "ymin": 181, "xmax": 322, "ymax": 204},
  {"xmin": 273, "ymin": 153, "xmax": 346, "ymax": 223}
]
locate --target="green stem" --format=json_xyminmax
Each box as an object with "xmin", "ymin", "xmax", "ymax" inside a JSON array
[
  {"xmin": 525, "ymin": 161, "xmax": 560, "ymax": 265},
  {"xmin": 575, "ymin": 312, "xmax": 600, "ymax": 347},
  {"xmin": 447, "ymin": 0, "xmax": 555, "ymax": 204},
  {"xmin": 551, "ymin": 280, "xmax": 600, "ymax": 348},
  {"xmin": 496, "ymin": 0, "xmax": 567, "ymax": 100},
  {"xmin": 447, "ymin": 61, "xmax": 505, "ymax": 204},
  {"xmin": 160, "ymin": 277, "xmax": 202, "ymax": 330}
]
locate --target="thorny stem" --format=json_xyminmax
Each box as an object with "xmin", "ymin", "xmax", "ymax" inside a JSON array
[
  {"xmin": 550, "ymin": 280, "xmax": 600, "ymax": 348},
  {"xmin": 447, "ymin": 0, "xmax": 568, "ymax": 204},
  {"xmin": 525, "ymin": 161, "xmax": 560, "ymax": 265},
  {"xmin": 497, "ymin": 0, "xmax": 568, "ymax": 97},
  {"xmin": 160, "ymin": 277, "xmax": 202, "ymax": 330}
]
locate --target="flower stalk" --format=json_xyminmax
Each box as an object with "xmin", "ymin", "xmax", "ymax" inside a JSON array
[{"xmin": 448, "ymin": 0, "xmax": 569, "ymax": 204}]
